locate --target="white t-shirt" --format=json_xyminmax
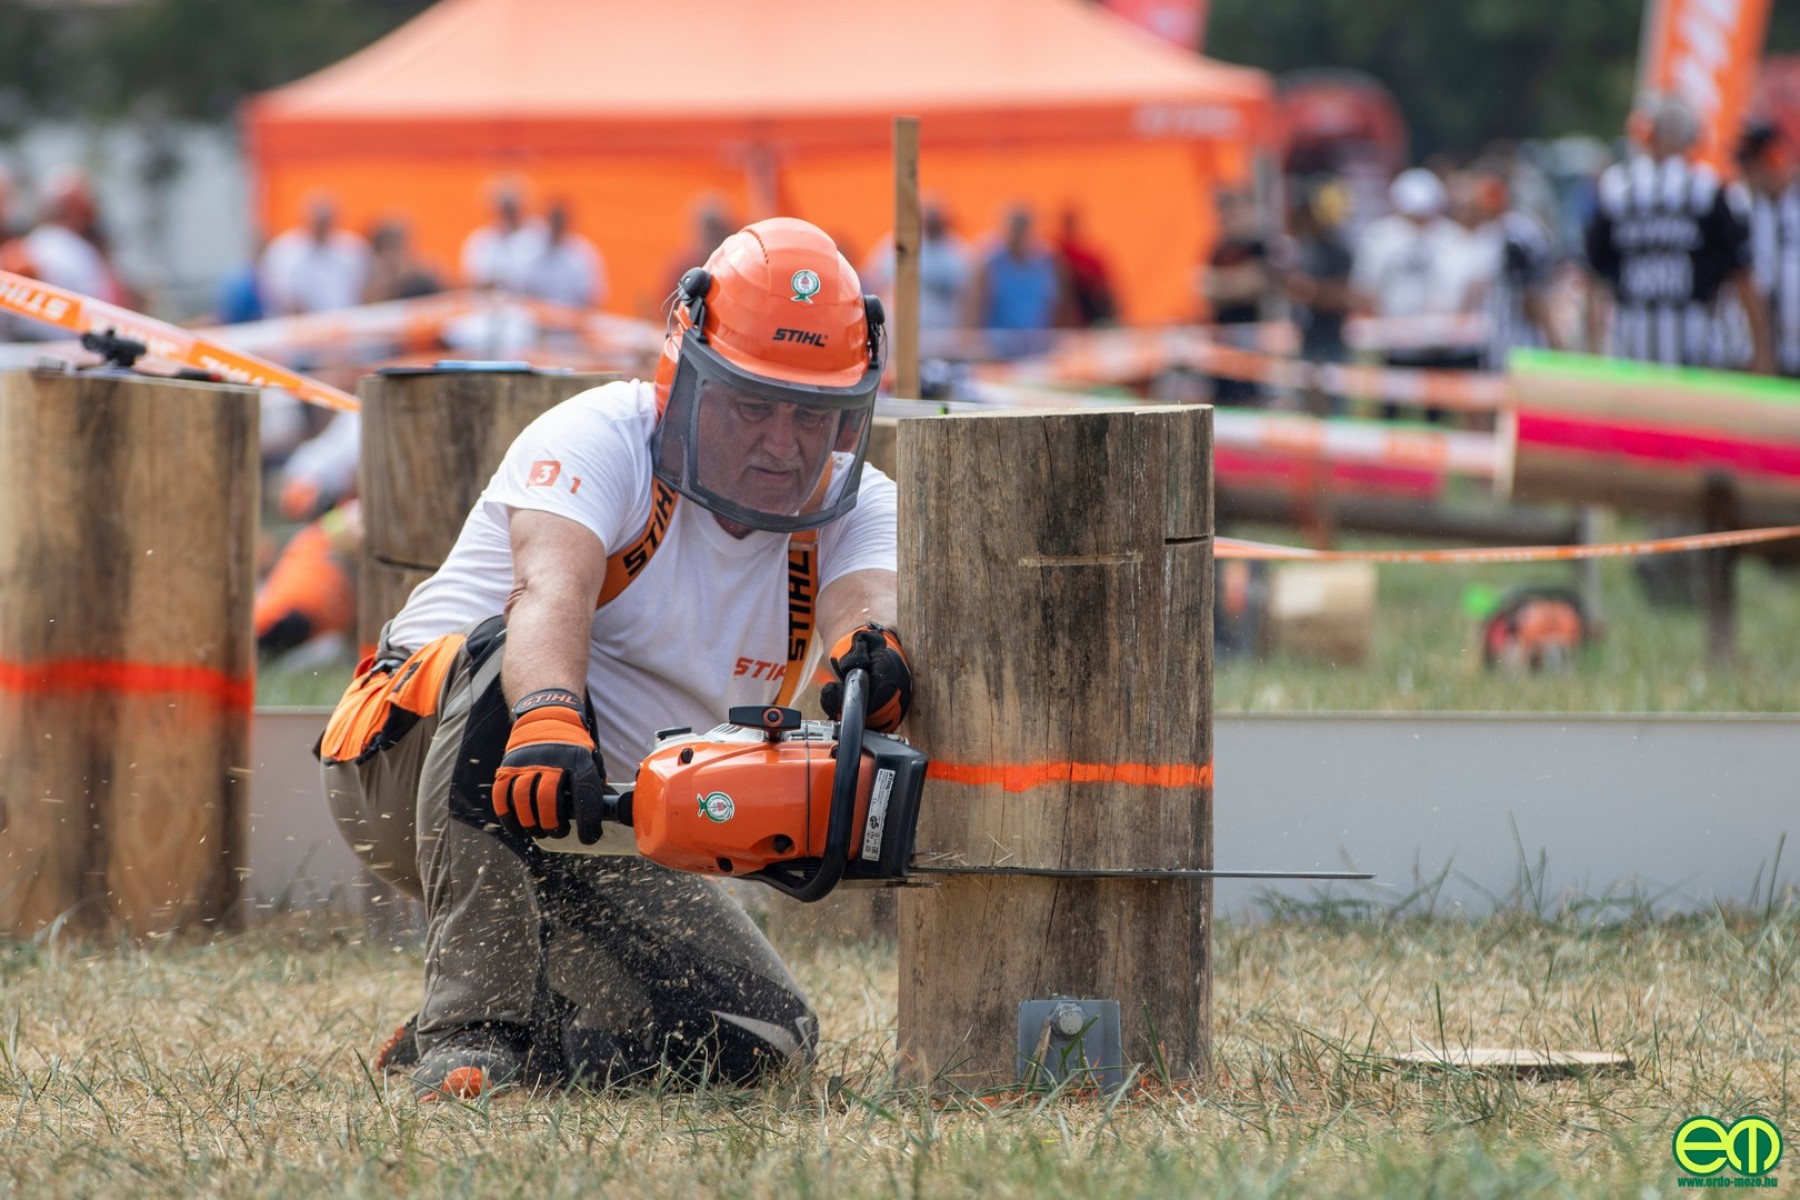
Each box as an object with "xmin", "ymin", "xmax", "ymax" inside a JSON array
[
  {"xmin": 259, "ymin": 228, "xmax": 371, "ymax": 315},
  {"xmin": 1351, "ymin": 214, "xmax": 1477, "ymax": 320},
  {"xmin": 9, "ymin": 224, "xmax": 115, "ymax": 338},
  {"xmin": 519, "ymin": 233, "xmax": 606, "ymax": 309},
  {"xmin": 460, "ymin": 221, "xmax": 549, "ymax": 292},
  {"xmin": 387, "ymin": 380, "xmax": 897, "ymax": 770}
]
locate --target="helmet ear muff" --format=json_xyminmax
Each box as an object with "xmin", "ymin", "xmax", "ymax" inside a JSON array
[
  {"xmin": 863, "ymin": 294, "xmax": 887, "ymax": 370},
  {"xmin": 678, "ymin": 267, "xmax": 713, "ymax": 341}
]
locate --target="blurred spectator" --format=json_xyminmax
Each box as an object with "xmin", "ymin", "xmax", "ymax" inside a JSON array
[
  {"xmin": 859, "ymin": 197, "xmax": 974, "ymax": 339},
  {"xmin": 916, "ymin": 202, "xmax": 974, "ymax": 335},
  {"xmin": 1352, "ymin": 168, "xmax": 1479, "ymax": 417},
  {"xmin": 1469, "ymin": 170, "xmax": 1561, "ymax": 368},
  {"xmin": 1285, "ymin": 177, "xmax": 1355, "ymax": 365},
  {"xmin": 1056, "ymin": 208, "xmax": 1117, "ymax": 327},
  {"xmin": 665, "ymin": 194, "xmax": 738, "ymax": 291},
  {"xmin": 1737, "ymin": 120, "xmax": 1800, "ymax": 377},
  {"xmin": 260, "ymin": 191, "xmax": 371, "ymax": 317},
  {"xmin": 518, "ymin": 200, "xmax": 606, "ymax": 309},
  {"xmin": 967, "ymin": 206, "xmax": 1063, "ymax": 356},
  {"xmin": 363, "ymin": 218, "xmax": 443, "ymax": 304},
  {"xmin": 1584, "ymin": 94, "xmax": 1770, "ymax": 371},
  {"xmin": 254, "ymin": 499, "xmax": 361, "ymax": 662},
  {"xmin": 5, "ymin": 167, "xmax": 123, "ymax": 338},
  {"xmin": 213, "ymin": 237, "xmax": 267, "ymax": 325},
  {"xmin": 277, "ymin": 408, "xmax": 362, "ymax": 522},
  {"xmin": 1201, "ymin": 186, "xmax": 1276, "ymax": 406},
  {"xmin": 461, "ymin": 176, "xmax": 545, "ymax": 292}
]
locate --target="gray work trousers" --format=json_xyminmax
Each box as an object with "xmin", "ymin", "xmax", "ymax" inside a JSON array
[{"xmin": 321, "ymin": 616, "xmax": 817, "ymax": 1084}]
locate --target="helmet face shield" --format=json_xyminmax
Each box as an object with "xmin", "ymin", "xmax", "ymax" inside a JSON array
[{"xmin": 653, "ymin": 333, "xmax": 876, "ymax": 532}]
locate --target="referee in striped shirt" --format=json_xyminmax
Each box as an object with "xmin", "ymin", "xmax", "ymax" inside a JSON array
[
  {"xmin": 1738, "ymin": 120, "xmax": 1800, "ymax": 377},
  {"xmin": 1585, "ymin": 94, "xmax": 1772, "ymax": 372}
]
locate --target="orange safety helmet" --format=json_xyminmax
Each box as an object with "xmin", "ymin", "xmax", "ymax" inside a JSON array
[{"xmin": 652, "ymin": 217, "xmax": 885, "ymax": 533}]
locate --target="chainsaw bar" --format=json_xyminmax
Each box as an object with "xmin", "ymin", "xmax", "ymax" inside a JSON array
[{"xmin": 908, "ymin": 861, "xmax": 1373, "ymax": 881}]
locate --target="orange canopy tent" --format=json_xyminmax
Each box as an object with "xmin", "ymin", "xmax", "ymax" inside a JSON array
[{"xmin": 246, "ymin": 0, "xmax": 1274, "ymax": 323}]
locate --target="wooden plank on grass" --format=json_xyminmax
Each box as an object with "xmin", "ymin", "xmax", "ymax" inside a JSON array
[{"xmin": 1391, "ymin": 1047, "xmax": 1633, "ymax": 1077}]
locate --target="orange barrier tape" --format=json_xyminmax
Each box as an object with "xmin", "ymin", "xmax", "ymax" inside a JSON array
[
  {"xmin": 1216, "ymin": 525, "xmax": 1800, "ymax": 563},
  {"xmin": 0, "ymin": 269, "xmax": 359, "ymax": 411},
  {"xmin": 194, "ymin": 291, "xmax": 663, "ymax": 368},
  {"xmin": 971, "ymin": 329, "xmax": 1505, "ymax": 411},
  {"xmin": 0, "ymin": 657, "xmax": 254, "ymax": 710},
  {"xmin": 927, "ymin": 760, "xmax": 1213, "ymax": 792}
]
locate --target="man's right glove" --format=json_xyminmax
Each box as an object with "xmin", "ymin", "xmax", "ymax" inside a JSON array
[
  {"xmin": 492, "ymin": 689, "xmax": 608, "ymax": 844},
  {"xmin": 819, "ymin": 623, "xmax": 913, "ymax": 734}
]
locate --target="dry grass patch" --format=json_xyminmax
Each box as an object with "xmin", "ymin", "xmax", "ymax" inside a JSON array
[{"xmin": 0, "ymin": 902, "xmax": 1794, "ymax": 1198}]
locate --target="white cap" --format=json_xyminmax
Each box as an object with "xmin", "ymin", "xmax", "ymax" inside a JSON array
[{"xmin": 1390, "ymin": 168, "xmax": 1446, "ymax": 218}]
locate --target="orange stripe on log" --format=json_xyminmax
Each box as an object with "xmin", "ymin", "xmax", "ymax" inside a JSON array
[
  {"xmin": 0, "ymin": 658, "xmax": 253, "ymax": 710},
  {"xmin": 926, "ymin": 760, "xmax": 1212, "ymax": 792}
]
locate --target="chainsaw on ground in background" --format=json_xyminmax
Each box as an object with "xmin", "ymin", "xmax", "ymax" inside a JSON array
[{"xmin": 540, "ymin": 668, "xmax": 1374, "ymax": 901}]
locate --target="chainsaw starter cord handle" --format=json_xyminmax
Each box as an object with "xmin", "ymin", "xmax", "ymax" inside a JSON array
[{"xmin": 781, "ymin": 666, "xmax": 866, "ymax": 903}]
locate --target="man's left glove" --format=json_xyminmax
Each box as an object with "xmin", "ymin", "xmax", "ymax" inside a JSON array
[
  {"xmin": 492, "ymin": 689, "xmax": 608, "ymax": 844},
  {"xmin": 820, "ymin": 623, "xmax": 913, "ymax": 734}
]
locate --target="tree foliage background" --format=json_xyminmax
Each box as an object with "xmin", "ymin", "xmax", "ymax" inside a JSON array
[
  {"xmin": 1208, "ymin": 0, "xmax": 1800, "ymax": 160},
  {"xmin": 0, "ymin": 0, "xmax": 433, "ymax": 134}
]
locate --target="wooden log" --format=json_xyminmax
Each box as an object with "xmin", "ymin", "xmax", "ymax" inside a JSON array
[
  {"xmin": 358, "ymin": 368, "xmax": 615, "ymax": 644},
  {"xmin": 897, "ymin": 405, "xmax": 1213, "ymax": 1091},
  {"xmin": 0, "ymin": 369, "xmax": 258, "ymax": 937}
]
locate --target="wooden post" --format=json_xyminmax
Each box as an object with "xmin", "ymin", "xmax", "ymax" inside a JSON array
[
  {"xmin": 897, "ymin": 405, "xmax": 1213, "ymax": 1091},
  {"xmin": 893, "ymin": 117, "xmax": 921, "ymax": 401},
  {"xmin": 0, "ymin": 369, "xmax": 258, "ymax": 938},
  {"xmin": 358, "ymin": 368, "xmax": 616, "ymax": 646}
]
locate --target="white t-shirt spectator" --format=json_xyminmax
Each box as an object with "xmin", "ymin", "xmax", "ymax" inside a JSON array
[
  {"xmin": 1352, "ymin": 214, "xmax": 1477, "ymax": 320},
  {"xmin": 460, "ymin": 221, "xmax": 548, "ymax": 292},
  {"xmin": 7, "ymin": 223, "xmax": 116, "ymax": 338},
  {"xmin": 519, "ymin": 233, "xmax": 606, "ymax": 309},
  {"xmin": 22, "ymin": 223, "xmax": 113, "ymax": 300},
  {"xmin": 259, "ymin": 228, "xmax": 371, "ymax": 316}
]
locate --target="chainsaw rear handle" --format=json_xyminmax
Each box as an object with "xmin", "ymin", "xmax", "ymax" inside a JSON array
[{"xmin": 746, "ymin": 667, "xmax": 867, "ymax": 902}]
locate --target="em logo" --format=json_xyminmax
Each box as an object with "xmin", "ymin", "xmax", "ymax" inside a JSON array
[{"xmin": 1672, "ymin": 1115, "xmax": 1782, "ymax": 1186}]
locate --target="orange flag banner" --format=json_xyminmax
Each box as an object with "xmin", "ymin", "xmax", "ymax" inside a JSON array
[{"xmin": 1638, "ymin": 0, "xmax": 1775, "ymax": 171}]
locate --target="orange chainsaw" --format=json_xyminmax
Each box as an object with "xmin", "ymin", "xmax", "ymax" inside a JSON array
[
  {"xmin": 540, "ymin": 669, "xmax": 928, "ymax": 901},
  {"xmin": 537, "ymin": 668, "xmax": 1373, "ymax": 900}
]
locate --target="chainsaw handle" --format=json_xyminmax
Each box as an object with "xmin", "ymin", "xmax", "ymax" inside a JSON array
[{"xmin": 751, "ymin": 667, "xmax": 866, "ymax": 903}]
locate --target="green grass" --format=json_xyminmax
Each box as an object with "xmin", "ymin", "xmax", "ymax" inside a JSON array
[
  {"xmin": 0, "ymin": 901, "xmax": 1793, "ymax": 1198},
  {"xmin": 1215, "ymin": 516, "xmax": 1800, "ymax": 714}
]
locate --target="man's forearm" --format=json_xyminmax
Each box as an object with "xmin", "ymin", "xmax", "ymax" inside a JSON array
[
  {"xmin": 501, "ymin": 578, "xmax": 595, "ymax": 709},
  {"xmin": 817, "ymin": 568, "xmax": 899, "ymax": 648}
]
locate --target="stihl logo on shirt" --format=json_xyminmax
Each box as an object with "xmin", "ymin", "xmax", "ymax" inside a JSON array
[
  {"xmin": 735, "ymin": 658, "xmax": 787, "ymax": 682},
  {"xmin": 527, "ymin": 460, "xmax": 562, "ymax": 487}
]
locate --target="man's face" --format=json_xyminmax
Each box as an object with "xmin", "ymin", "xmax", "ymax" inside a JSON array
[{"xmin": 694, "ymin": 383, "xmax": 841, "ymax": 518}]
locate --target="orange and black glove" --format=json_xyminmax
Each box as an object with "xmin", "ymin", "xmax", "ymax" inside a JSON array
[
  {"xmin": 819, "ymin": 623, "xmax": 912, "ymax": 733},
  {"xmin": 492, "ymin": 689, "xmax": 608, "ymax": 844}
]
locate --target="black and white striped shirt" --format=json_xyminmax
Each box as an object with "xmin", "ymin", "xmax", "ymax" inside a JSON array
[
  {"xmin": 1749, "ymin": 182, "xmax": 1800, "ymax": 376},
  {"xmin": 1484, "ymin": 209, "xmax": 1555, "ymax": 369},
  {"xmin": 1585, "ymin": 154, "xmax": 1750, "ymax": 367}
]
